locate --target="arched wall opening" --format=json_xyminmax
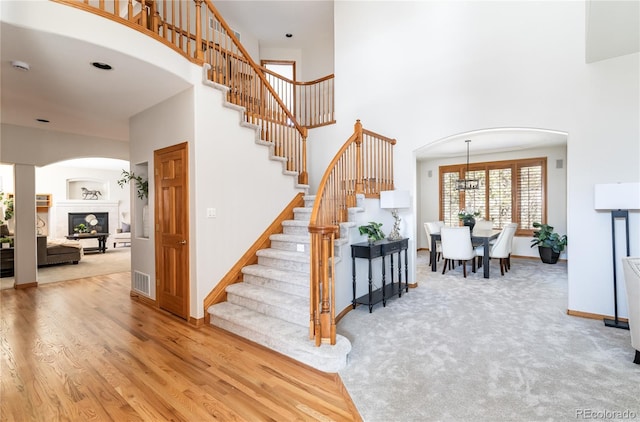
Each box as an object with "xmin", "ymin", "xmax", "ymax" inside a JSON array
[{"xmin": 414, "ymin": 127, "xmax": 568, "ymax": 259}]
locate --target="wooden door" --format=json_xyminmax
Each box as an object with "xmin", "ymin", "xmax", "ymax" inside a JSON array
[{"xmin": 154, "ymin": 142, "xmax": 189, "ymax": 320}]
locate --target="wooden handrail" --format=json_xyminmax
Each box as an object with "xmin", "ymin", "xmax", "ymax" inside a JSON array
[
  {"xmin": 52, "ymin": 0, "xmax": 316, "ymax": 185},
  {"xmin": 308, "ymin": 120, "xmax": 397, "ymax": 345},
  {"xmin": 261, "ymin": 67, "xmax": 336, "ymax": 129}
]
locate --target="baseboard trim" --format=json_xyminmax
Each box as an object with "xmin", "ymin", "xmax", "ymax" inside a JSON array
[
  {"xmin": 15, "ymin": 282, "xmax": 38, "ymax": 289},
  {"xmin": 130, "ymin": 290, "xmax": 156, "ymax": 307},
  {"xmin": 189, "ymin": 316, "xmax": 205, "ymax": 327},
  {"xmin": 335, "ymin": 304, "xmax": 352, "ymax": 324},
  {"xmin": 567, "ymin": 309, "xmax": 628, "ymax": 323}
]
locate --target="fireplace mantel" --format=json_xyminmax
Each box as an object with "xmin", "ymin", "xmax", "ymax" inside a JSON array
[
  {"xmin": 52, "ymin": 200, "xmax": 122, "ymax": 240},
  {"xmin": 57, "ymin": 200, "xmax": 119, "ymax": 206}
]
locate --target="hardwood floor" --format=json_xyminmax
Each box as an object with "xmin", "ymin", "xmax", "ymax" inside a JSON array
[{"xmin": 0, "ymin": 272, "xmax": 361, "ymax": 421}]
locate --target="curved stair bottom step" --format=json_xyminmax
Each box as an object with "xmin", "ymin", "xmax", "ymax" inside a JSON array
[{"xmin": 208, "ymin": 302, "xmax": 351, "ymax": 373}]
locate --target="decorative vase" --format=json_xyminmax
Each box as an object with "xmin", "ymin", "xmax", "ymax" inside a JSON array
[
  {"xmin": 538, "ymin": 246, "xmax": 560, "ymax": 264},
  {"xmin": 142, "ymin": 204, "xmax": 150, "ymax": 238},
  {"xmin": 462, "ymin": 217, "xmax": 475, "ymax": 231},
  {"xmin": 6, "ymin": 219, "xmax": 15, "ymax": 235}
]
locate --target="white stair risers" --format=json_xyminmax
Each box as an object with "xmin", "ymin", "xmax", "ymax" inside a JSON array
[
  {"xmin": 209, "ymin": 302, "xmax": 351, "ymax": 373},
  {"xmin": 208, "ymin": 197, "xmax": 351, "ymax": 372},
  {"xmin": 226, "ymin": 283, "xmax": 308, "ymax": 327},
  {"xmin": 281, "ymin": 220, "xmax": 310, "ymax": 236},
  {"xmin": 293, "ymin": 207, "xmax": 312, "ymax": 221},
  {"xmin": 256, "ymin": 249, "xmax": 309, "ymax": 273},
  {"xmin": 269, "ymin": 233, "xmax": 310, "ymax": 253},
  {"xmin": 241, "ymin": 264, "xmax": 308, "ymax": 297}
]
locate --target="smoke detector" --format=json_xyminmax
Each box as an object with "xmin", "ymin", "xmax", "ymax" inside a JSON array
[{"xmin": 10, "ymin": 60, "xmax": 30, "ymax": 71}]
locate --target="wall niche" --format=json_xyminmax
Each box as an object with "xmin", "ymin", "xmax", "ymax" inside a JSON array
[{"xmin": 67, "ymin": 178, "xmax": 109, "ymax": 200}]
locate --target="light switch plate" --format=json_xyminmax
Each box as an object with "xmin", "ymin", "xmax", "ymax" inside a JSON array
[
  {"xmin": 296, "ymin": 244, "xmax": 305, "ymax": 252},
  {"xmin": 206, "ymin": 208, "xmax": 216, "ymax": 218}
]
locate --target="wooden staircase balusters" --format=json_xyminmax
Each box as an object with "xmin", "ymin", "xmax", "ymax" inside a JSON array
[
  {"xmin": 308, "ymin": 120, "xmax": 397, "ymax": 345},
  {"xmin": 54, "ymin": 0, "xmax": 327, "ymax": 183}
]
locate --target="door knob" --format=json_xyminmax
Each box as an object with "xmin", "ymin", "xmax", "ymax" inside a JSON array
[{"xmin": 179, "ymin": 240, "xmax": 187, "ymax": 245}]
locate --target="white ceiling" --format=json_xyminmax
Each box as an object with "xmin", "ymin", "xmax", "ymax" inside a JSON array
[
  {"xmin": 0, "ymin": 22, "xmax": 190, "ymax": 141},
  {"xmin": 1, "ymin": 0, "xmax": 636, "ymax": 161},
  {"xmin": 213, "ymin": 0, "xmax": 334, "ymax": 51}
]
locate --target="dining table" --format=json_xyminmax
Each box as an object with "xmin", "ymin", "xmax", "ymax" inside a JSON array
[{"xmin": 430, "ymin": 228, "xmax": 501, "ymax": 278}]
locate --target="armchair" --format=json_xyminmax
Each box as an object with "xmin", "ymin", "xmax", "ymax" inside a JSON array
[{"xmin": 113, "ymin": 211, "xmax": 131, "ymax": 248}]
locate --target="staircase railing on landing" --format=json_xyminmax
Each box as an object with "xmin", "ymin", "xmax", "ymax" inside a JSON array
[
  {"xmin": 308, "ymin": 120, "xmax": 397, "ymax": 345},
  {"xmin": 262, "ymin": 68, "xmax": 335, "ymax": 129},
  {"xmin": 53, "ymin": 0, "xmax": 334, "ymax": 185}
]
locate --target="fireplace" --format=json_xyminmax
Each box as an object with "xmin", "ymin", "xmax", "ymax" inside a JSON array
[{"xmin": 68, "ymin": 212, "xmax": 109, "ymax": 235}]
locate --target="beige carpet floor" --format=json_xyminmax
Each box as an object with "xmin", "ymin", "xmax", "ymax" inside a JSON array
[
  {"xmin": 1, "ymin": 246, "xmax": 130, "ymax": 289},
  {"xmin": 337, "ymin": 250, "xmax": 640, "ymax": 422}
]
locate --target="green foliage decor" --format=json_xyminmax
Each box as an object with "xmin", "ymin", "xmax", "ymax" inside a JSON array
[
  {"xmin": 358, "ymin": 222, "xmax": 385, "ymax": 242},
  {"xmin": 74, "ymin": 223, "xmax": 88, "ymax": 234},
  {"xmin": 530, "ymin": 222, "xmax": 567, "ymax": 253},
  {"xmin": 117, "ymin": 170, "xmax": 148, "ymax": 200}
]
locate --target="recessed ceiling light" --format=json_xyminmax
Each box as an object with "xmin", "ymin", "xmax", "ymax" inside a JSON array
[
  {"xmin": 36, "ymin": 118, "xmax": 50, "ymax": 123},
  {"xmin": 11, "ymin": 60, "xmax": 30, "ymax": 71},
  {"xmin": 285, "ymin": 33, "xmax": 293, "ymax": 38},
  {"xmin": 91, "ymin": 62, "xmax": 112, "ymax": 70}
]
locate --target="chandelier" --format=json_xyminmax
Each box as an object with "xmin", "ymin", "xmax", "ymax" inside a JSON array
[{"xmin": 456, "ymin": 139, "xmax": 479, "ymax": 191}]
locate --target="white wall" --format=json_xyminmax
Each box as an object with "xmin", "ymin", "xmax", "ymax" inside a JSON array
[
  {"xmin": 0, "ymin": 124, "xmax": 128, "ymax": 166},
  {"xmin": 192, "ymin": 80, "xmax": 306, "ymax": 319},
  {"xmin": 417, "ymin": 145, "xmax": 568, "ymax": 259},
  {"xmin": 308, "ymin": 1, "xmax": 639, "ymax": 319},
  {"xmin": 131, "ymin": 71, "xmax": 306, "ymax": 319},
  {"xmin": 130, "ymin": 86, "xmax": 195, "ymax": 303}
]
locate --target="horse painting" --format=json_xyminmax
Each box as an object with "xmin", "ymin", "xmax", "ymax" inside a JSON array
[{"xmin": 81, "ymin": 187, "xmax": 102, "ymax": 200}]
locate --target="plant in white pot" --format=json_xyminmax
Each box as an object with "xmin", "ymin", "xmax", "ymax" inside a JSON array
[{"xmin": 530, "ymin": 222, "xmax": 567, "ymax": 264}]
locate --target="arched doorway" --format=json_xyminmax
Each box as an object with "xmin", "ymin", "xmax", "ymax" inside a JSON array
[{"xmin": 414, "ymin": 127, "xmax": 568, "ymax": 258}]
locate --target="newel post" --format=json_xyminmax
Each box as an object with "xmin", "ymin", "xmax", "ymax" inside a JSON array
[
  {"xmin": 194, "ymin": 0, "xmax": 204, "ymax": 61},
  {"xmin": 299, "ymin": 127, "xmax": 308, "ymax": 185},
  {"xmin": 354, "ymin": 119, "xmax": 364, "ymax": 195},
  {"xmin": 308, "ymin": 225, "xmax": 338, "ymax": 346}
]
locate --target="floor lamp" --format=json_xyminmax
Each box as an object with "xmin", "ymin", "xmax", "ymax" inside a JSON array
[{"xmin": 594, "ymin": 182, "xmax": 640, "ymax": 330}]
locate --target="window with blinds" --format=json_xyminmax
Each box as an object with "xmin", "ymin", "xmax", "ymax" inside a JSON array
[{"xmin": 439, "ymin": 158, "xmax": 546, "ymax": 235}]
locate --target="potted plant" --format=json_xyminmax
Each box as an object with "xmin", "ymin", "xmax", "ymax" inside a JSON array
[
  {"xmin": 117, "ymin": 170, "xmax": 148, "ymax": 200},
  {"xmin": 458, "ymin": 209, "xmax": 480, "ymax": 231},
  {"xmin": 2, "ymin": 195, "xmax": 13, "ymax": 221},
  {"xmin": 74, "ymin": 223, "xmax": 88, "ymax": 234},
  {"xmin": 358, "ymin": 222, "xmax": 385, "ymax": 243},
  {"xmin": 530, "ymin": 222, "xmax": 567, "ymax": 264},
  {"xmin": 0, "ymin": 237, "xmax": 12, "ymax": 249}
]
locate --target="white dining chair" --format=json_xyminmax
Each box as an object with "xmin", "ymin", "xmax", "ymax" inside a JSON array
[
  {"xmin": 424, "ymin": 222, "xmax": 443, "ymax": 265},
  {"xmin": 473, "ymin": 219, "xmax": 494, "ymax": 231},
  {"xmin": 475, "ymin": 223, "xmax": 518, "ymax": 276},
  {"xmin": 440, "ymin": 226, "xmax": 476, "ymax": 277}
]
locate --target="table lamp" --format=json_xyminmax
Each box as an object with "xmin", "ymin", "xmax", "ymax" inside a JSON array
[{"xmin": 380, "ymin": 190, "xmax": 410, "ymax": 241}]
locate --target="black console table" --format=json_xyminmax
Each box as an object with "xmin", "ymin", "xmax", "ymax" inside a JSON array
[{"xmin": 351, "ymin": 238, "xmax": 409, "ymax": 312}]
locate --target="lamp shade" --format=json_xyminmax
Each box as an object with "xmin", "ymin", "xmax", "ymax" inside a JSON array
[
  {"xmin": 380, "ymin": 190, "xmax": 410, "ymax": 209},
  {"xmin": 594, "ymin": 183, "xmax": 640, "ymax": 210}
]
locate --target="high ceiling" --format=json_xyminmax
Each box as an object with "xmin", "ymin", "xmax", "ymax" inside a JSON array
[
  {"xmin": 1, "ymin": 1, "xmax": 637, "ymax": 159},
  {"xmin": 213, "ymin": 1, "xmax": 334, "ymax": 51}
]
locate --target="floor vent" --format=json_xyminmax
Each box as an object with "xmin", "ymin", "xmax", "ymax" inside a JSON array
[{"xmin": 133, "ymin": 271, "xmax": 150, "ymax": 295}]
